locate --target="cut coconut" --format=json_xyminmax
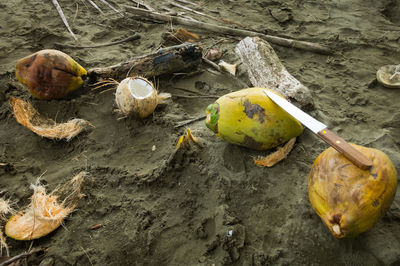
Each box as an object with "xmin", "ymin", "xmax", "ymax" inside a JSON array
[
  {"xmin": 115, "ymin": 77, "xmax": 171, "ymax": 118},
  {"xmin": 5, "ymin": 172, "xmax": 86, "ymax": 240},
  {"xmin": 376, "ymin": 64, "xmax": 400, "ymax": 88}
]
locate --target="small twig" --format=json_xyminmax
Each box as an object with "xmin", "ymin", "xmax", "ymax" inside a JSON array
[
  {"xmin": 51, "ymin": 0, "xmax": 78, "ymax": 41},
  {"xmin": 55, "ymin": 34, "xmax": 141, "ymax": 49},
  {"xmin": 99, "ymin": 0, "xmax": 124, "ymax": 17},
  {"xmin": 130, "ymin": 0, "xmax": 155, "ymax": 11},
  {"xmin": 168, "ymin": 0, "xmax": 245, "ymax": 28},
  {"xmin": 86, "ymin": 0, "xmax": 104, "ymax": 14},
  {"xmin": 202, "ymin": 57, "xmax": 221, "ymax": 72},
  {"xmin": 176, "ymin": 0, "xmax": 219, "ymax": 14},
  {"xmin": 175, "ymin": 115, "xmax": 207, "ymax": 128},
  {"xmin": 73, "ymin": 2, "xmax": 79, "ymax": 23},
  {"xmin": 0, "ymin": 247, "xmax": 43, "ymax": 266},
  {"xmin": 80, "ymin": 246, "xmax": 94, "ymax": 266}
]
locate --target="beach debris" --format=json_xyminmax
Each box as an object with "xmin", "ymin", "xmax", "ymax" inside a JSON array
[
  {"xmin": 176, "ymin": 128, "xmax": 202, "ymax": 149},
  {"xmin": 51, "ymin": 0, "xmax": 78, "ymax": 41},
  {"xmin": 253, "ymin": 137, "xmax": 296, "ymax": 167},
  {"xmin": 204, "ymin": 48, "xmax": 222, "ymax": 61},
  {"xmin": 0, "ymin": 247, "xmax": 44, "ymax": 266},
  {"xmin": 10, "ymin": 97, "xmax": 93, "ymax": 141},
  {"xmin": 163, "ymin": 28, "xmax": 200, "ymax": 43},
  {"xmin": 0, "ymin": 198, "xmax": 12, "ymax": 257},
  {"xmin": 86, "ymin": 0, "xmax": 105, "ymax": 14},
  {"xmin": 89, "ymin": 224, "xmax": 103, "ymax": 230},
  {"xmin": 130, "ymin": 0, "xmax": 155, "ymax": 11},
  {"xmin": 308, "ymin": 144, "xmax": 398, "ymax": 238},
  {"xmin": 235, "ymin": 37, "xmax": 314, "ymax": 109},
  {"xmin": 123, "ymin": 6, "xmax": 332, "ymax": 55},
  {"xmin": 99, "ymin": 0, "xmax": 124, "ymax": 17},
  {"xmin": 218, "ymin": 60, "xmax": 237, "ymax": 76},
  {"xmin": 88, "ymin": 43, "xmax": 202, "ymax": 81},
  {"xmin": 115, "ymin": 77, "xmax": 171, "ymax": 118},
  {"xmin": 175, "ymin": 115, "xmax": 207, "ymax": 128},
  {"xmin": 16, "ymin": 49, "xmax": 87, "ymax": 100},
  {"xmin": 205, "ymin": 88, "xmax": 303, "ymax": 150},
  {"xmin": 5, "ymin": 172, "xmax": 86, "ymax": 240},
  {"xmin": 376, "ymin": 64, "xmax": 400, "ymax": 88},
  {"xmin": 167, "ymin": 0, "xmax": 244, "ymax": 28}
]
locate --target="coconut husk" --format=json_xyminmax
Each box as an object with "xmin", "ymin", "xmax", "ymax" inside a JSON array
[
  {"xmin": 10, "ymin": 97, "xmax": 93, "ymax": 141},
  {"xmin": 253, "ymin": 137, "xmax": 296, "ymax": 167},
  {"xmin": 0, "ymin": 198, "xmax": 12, "ymax": 256},
  {"xmin": 176, "ymin": 128, "xmax": 203, "ymax": 149},
  {"xmin": 5, "ymin": 172, "xmax": 86, "ymax": 241}
]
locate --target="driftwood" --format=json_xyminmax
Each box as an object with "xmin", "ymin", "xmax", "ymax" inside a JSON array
[
  {"xmin": 235, "ymin": 37, "xmax": 314, "ymax": 109},
  {"xmin": 124, "ymin": 6, "xmax": 332, "ymax": 55},
  {"xmin": 88, "ymin": 43, "xmax": 203, "ymax": 81}
]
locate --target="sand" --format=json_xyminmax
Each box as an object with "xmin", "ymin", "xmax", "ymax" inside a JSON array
[{"xmin": 0, "ymin": 0, "xmax": 400, "ymax": 265}]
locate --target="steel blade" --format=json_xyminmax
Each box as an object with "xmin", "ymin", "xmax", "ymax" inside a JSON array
[{"xmin": 263, "ymin": 89, "xmax": 326, "ymax": 134}]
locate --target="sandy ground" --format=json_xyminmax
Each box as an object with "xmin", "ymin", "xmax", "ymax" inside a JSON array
[{"xmin": 1, "ymin": 0, "xmax": 400, "ymax": 265}]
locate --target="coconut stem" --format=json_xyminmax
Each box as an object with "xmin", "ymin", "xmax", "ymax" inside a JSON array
[{"xmin": 332, "ymin": 224, "xmax": 341, "ymax": 235}]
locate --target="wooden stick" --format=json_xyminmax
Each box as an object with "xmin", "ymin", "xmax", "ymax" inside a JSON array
[
  {"xmin": 130, "ymin": 0, "xmax": 155, "ymax": 11},
  {"xmin": 88, "ymin": 42, "xmax": 203, "ymax": 80},
  {"xmin": 51, "ymin": 0, "xmax": 78, "ymax": 41},
  {"xmin": 175, "ymin": 115, "xmax": 206, "ymax": 128},
  {"xmin": 86, "ymin": 0, "xmax": 104, "ymax": 14},
  {"xmin": 168, "ymin": 1, "xmax": 244, "ymax": 28},
  {"xmin": 176, "ymin": 0, "xmax": 219, "ymax": 14},
  {"xmin": 0, "ymin": 247, "xmax": 43, "ymax": 266},
  {"xmin": 55, "ymin": 34, "xmax": 140, "ymax": 49},
  {"xmin": 125, "ymin": 7, "xmax": 332, "ymax": 55},
  {"xmin": 99, "ymin": 0, "xmax": 124, "ymax": 17}
]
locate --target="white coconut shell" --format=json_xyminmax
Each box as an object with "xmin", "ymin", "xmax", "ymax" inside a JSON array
[{"xmin": 115, "ymin": 77, "xmax": 171, "ymax": 118}]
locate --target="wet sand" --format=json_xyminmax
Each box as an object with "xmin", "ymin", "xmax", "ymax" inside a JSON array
[{"xmin": 0, "ymin": 0, "xmax": 400, "ymax": 265}]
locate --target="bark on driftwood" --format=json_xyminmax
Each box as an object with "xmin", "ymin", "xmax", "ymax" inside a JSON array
[
  {"xmin": 235, "ymin": 37, "xmax": 314, "ymax": 109},
  {"xmin": 88, "ymin": 43, "xmax": 203, "ymax": 81}
]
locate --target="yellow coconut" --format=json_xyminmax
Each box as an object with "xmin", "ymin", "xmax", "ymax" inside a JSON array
[
  {"xmin": 5, "ymin": 172, "xmax": 86, "ymax": 240},
  {"xmin": 115, "ymin": 77, "xmax": 171, "ymax": 118},
  {"xmin": 308, "ymin": 144, "xmax": 397, "ymax": 238},
  {"xmin": 205, "ymin": 87, "xmax": 303, "ymax": 150}
]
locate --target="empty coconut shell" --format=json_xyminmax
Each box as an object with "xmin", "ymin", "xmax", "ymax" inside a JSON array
[
  {"xmin": 16, "ymin": 49, "xmax": 87, "ymax": 99},
  {"xmin": 376, "ymin": 64, "xmax": 400, "ymax": 89},
  {"xmin": 115, "ymin": 77, "xmax": 171, "ymax": 118}
]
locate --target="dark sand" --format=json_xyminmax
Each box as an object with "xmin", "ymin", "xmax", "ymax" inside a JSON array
[{"xmin": 0, "ymin": 0, "xmax": 400, "ymax": 265}]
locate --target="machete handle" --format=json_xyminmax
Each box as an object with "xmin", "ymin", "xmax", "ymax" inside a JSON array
[{"xmin": 317, "ymin": 128, "xmax": 373, "ymax": 170}]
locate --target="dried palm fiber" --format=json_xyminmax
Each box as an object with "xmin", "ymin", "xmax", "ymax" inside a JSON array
[
  {"xmin": 0, "ymin": 198, "xmax": 12, "ymax": 256},
  {"xmin": 253, "ymin": 137, "xmax": 296, "ymax": 167},
  {"xmin": 5, "ymin": 172, "xmax": 86, "ymax": 240},
  {"xmin": 10, "ymin": 97, "xmax": 93, "ymax": 141}
]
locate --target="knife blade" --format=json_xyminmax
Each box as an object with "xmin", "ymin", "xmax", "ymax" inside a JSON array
[{"xmin": 263, "ymin": 89, "xmax": 372, "ymax": 170}]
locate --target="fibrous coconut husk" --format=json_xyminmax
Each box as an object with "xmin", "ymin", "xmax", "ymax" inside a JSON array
[
  {"xmin": 10, "ymin": 97, "xmax": 93, "ymax": 141},
  {"xmin": 253, "ymin": 137, "xmax": 296, "ymax": 167},
  {"xmin": 0, "ymin": 198, "xmax": 12, "ymax": 256},
  {"xmin": 5, "ymin": 172, "xmax": 86, "ymax": 241},
  {"xmin": 176, "ymin": 128, "xmax": 203, "ymax": 149}
]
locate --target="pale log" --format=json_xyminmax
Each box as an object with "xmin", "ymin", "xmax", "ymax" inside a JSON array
[{"xmin": 235, "ymin": 37, "xmax": 314, "ymax": 109}]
